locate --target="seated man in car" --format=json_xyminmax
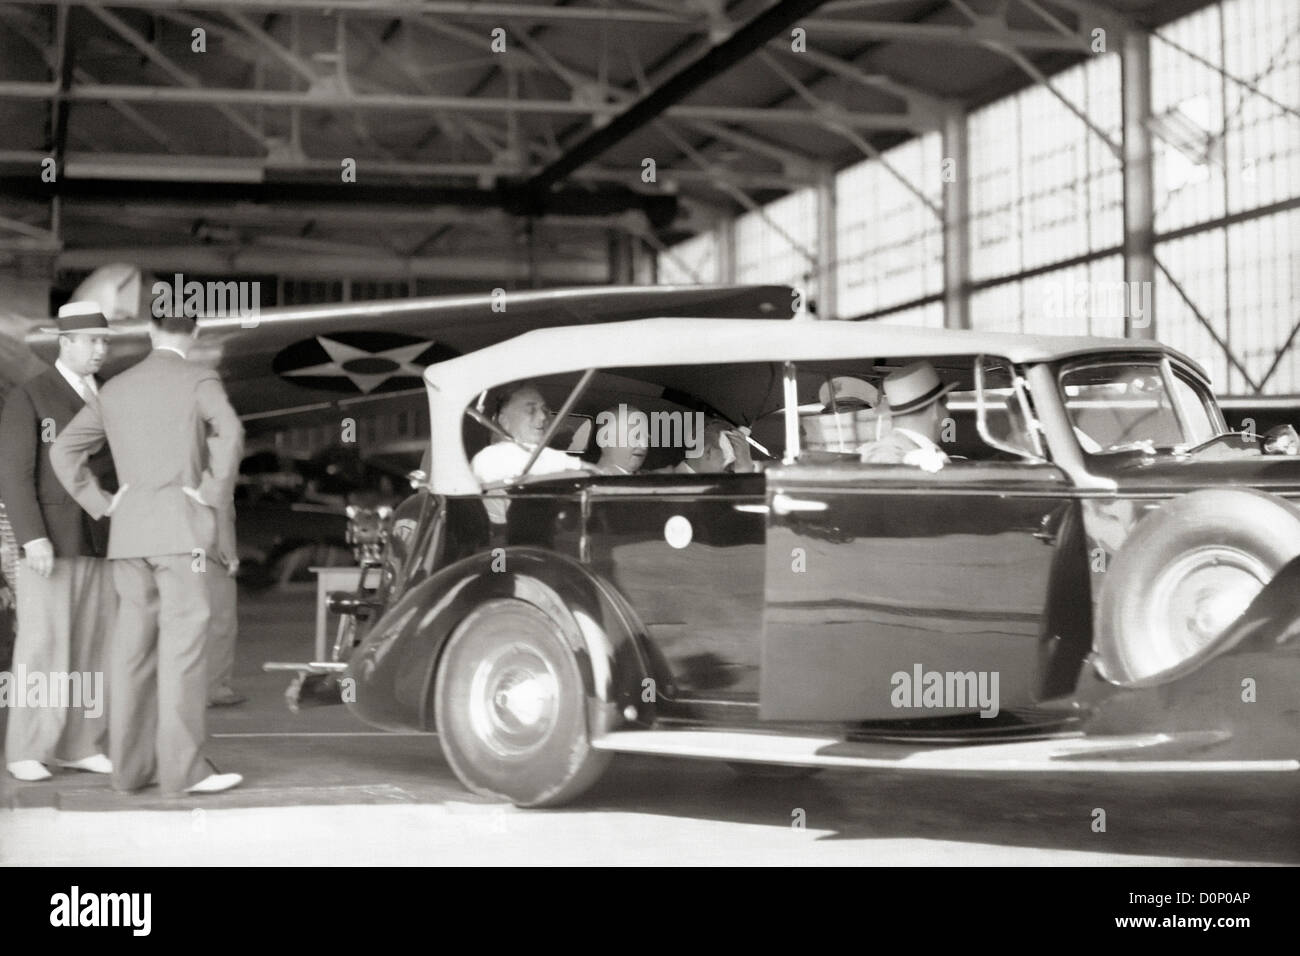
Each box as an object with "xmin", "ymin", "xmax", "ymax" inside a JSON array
[
  {"xmin": 471, "ymin": 382, "xmax": 593, "ymax": 485},
  {"xmin": 595, "ymin": 405, "xmax": 650, "ymax": 475},
  {"xmin": 668, "ymin": 418, "xmax": 756, "ymax": 474},
  {"xmin": 857, "ymin": 361, "xmax": 955, "ymax": 473}
]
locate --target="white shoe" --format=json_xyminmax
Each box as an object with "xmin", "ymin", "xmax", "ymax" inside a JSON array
[
  {"xmin": 57, "ymin": 754, "xmax": 113, "ymax": 774},
  {"xmin": 7, "ymin": 760, "xmax": 53, "ymax": 782},
  {"xmin": 185, "ymin": 772, "xmax": 243, "ymax": 794}
]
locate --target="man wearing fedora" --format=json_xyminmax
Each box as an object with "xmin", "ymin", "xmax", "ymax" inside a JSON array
[
  {"xmin": 51, "ymin": 310, "xmax": 244, "ymax": 795},
  {"xmin": 0, "ymin": 302, "xmax": 118, "ymax": 782},
  {"xmin": 858, "ymin": 360, "xmax": 956, "ymax": 473}
]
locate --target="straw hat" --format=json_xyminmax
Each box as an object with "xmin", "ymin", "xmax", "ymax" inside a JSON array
[
  {"xmin": 40, "ymin": 301, "xmax": 118, "ymax": 336},
  {"xmin": 882, "ymin": 361, "xmax": 956, "ymax": 414}
]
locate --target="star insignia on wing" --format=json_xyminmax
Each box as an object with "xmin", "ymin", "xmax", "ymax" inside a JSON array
[{"xmin": 281, "ymin": 336, "xmax": 433, "ymax": 394}]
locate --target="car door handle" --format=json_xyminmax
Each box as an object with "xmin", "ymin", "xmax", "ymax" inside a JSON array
[
  {"xmin": 733, "ymin": 503, "xmax": 770, "ymax": 514},
  {"xmin": 771, "ymin": 494, "xmax": 828, "ymax": 516},
  {"xmin": 1031, "ymin": 513, "xmax": 1059, "ymax": 545}
]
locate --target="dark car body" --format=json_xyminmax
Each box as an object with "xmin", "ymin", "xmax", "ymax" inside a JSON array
[{"xmin": 332, "ymin": 318, "xmax": 1300, "ymax": 802}]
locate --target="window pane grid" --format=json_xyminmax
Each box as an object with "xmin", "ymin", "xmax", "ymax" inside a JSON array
[{"xmin": 834, "ymin": 132, "xmax": 944, "ymax": 318}]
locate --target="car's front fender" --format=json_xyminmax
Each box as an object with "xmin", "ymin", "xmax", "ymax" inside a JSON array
[
  {"xmin": 344, "ymin": 547, "xmax": 654, "ymax": 737},
  {"xmin": 1081, "ymin": 555, "xmax": 1300, "ymax": 760}
]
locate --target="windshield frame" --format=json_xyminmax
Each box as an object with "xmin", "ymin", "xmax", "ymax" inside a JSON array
[{"xmin": 1055, "ymin": 353, "xmax": 1226, "ymax": 455}]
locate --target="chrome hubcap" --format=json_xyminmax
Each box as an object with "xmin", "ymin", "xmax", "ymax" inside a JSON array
[
  {"xmin": 1139, "ymin": 546, "xmax": 1269, "ymax": 679},
  {"xmin": 467, "ymin": 643, "xmax": 559, "ymax": 758}
]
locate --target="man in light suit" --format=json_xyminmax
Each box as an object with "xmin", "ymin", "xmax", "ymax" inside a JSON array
[
  {"xmin": 51, "ymin": 311, "xmax": 244, "ymax": 795},
  {"xmin": 857, "ymin": 361, "xmax": 956, "ymax": 473},
  {"xmin": 0, "ymin": 302, "xmax": 118, "ymax": 782}
]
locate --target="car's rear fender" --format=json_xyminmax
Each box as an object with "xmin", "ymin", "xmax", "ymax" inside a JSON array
[{"xmin": 344, "ymin": 546, "xmax": 654, "ymax": 736}]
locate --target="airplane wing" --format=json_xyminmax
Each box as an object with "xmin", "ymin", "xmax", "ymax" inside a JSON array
[{"xmin": 16, "ymin": 283, "xmax": 796, "ymax": 422}]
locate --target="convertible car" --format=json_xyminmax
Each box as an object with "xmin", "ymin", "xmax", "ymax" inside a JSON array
[{"xmin": 321, "ymin": 316, "xmax": 1300, "ymax": 806}]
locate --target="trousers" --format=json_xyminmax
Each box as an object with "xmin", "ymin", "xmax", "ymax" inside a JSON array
[{"xmin": 110, "ymin": 554, "xmax": 211, "ymax": 794}]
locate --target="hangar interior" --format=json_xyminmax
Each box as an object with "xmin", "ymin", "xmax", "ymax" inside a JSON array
[
  {"xmin": 1, "ymin": 0, "xmax": 1300, "ymax": 864},
  {"xmin": 0, "ymin": 0, "xmax": 1296, "ymax": 428}
]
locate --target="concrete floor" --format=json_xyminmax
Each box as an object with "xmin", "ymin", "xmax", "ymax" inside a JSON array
[{"xmin": 2, "ymin": 584, "xmax": 1297, "ymax": 865}]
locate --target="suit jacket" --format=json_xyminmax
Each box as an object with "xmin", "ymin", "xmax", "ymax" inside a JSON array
[
  {"xmin": 0, "ymin": 365, "xmax": 116, "ymax": 558},
  {"xmin": 50, "ymin": 349, "xmax": 243, "ymax": 560}
]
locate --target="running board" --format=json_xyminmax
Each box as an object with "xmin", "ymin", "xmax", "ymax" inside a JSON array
[
  {"xmin": 263, "ymin": 661, "xmax": 348, "ymax": 674},
  {"xmin": 591, "ymin": 728, "xmax": 1300, "ymax": 773}
]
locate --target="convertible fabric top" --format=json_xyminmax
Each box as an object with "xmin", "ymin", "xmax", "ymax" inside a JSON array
[{"xmin": 423, "ymin": 316, "xmax": 1201, "ymax": 494}]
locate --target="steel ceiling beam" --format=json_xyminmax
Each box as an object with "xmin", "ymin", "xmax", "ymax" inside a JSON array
[
  {"xmin": 798, "ymin": 16, "xmax": 1092, "ymax": 50},
  {"xmin": 82, "ymin": 3, "xmax": 267, "ymax": 147},
  {"xmin": 0, "ymin": 6, "xmax": 179, "ymax": 151},
  {"xmin": 0, "ymin": 81, "xmax": 913, "ymax": 130},
  {"xmin": 525, "ymin": 0, "xmax": 841, "ymax": 194},
  {"xmin": 61, "ymin": 199, "xmax": 651, "ymax": 231},
  {"xmin": 0, "ymin": 173, "xmax": 680, "ymax": 227},
  {"xmin": 765, "ymin": 42, "xmax": 948, "ymax": 123},
  {"xmin": 414, "ymin": 18, "xmax": 824, "ymax": 178},
  {"xmin": 55, "ymin": 245, "xmax": 611, "ymax": 282},
  {"xmin": 56, "ymin": 150, "xmax": 804, "ymax": 189},
  {"xmin": 0, "ymin": 1, "xmax": 698, "ymax": 25}
]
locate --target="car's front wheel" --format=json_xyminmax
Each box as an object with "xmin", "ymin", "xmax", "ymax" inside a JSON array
[
  {"xmin": 434, "ymin": 599, "xmax": 611, "ymax": 807},
  {"xmin": 1097, "ymin": 489, "xmax": 1300, "ymax": 686}
]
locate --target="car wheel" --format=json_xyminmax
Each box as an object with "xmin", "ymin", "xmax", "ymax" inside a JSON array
[
  {"xmin": 434, "ymin": 598, "xmax": 611, "ymax": 807},
  {"xmin": 1097, "ymin": 489, "xmax": 1300, "ymax": 686},
  {"xmin": 727, "ymin": 762, "xmax": 822, "ymax": 780}
]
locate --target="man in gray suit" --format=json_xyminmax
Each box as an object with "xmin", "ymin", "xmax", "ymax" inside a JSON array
[{"xmin": 51, "ymin": 312, "xmax": 244, "ymax": 795}]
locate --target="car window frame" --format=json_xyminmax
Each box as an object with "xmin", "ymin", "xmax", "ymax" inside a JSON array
[
  {"xmin": 1055, "ymin": 353, "xmax": 1226, "ymax": 455},
  {"xmin": 973, "ymin": 353, "xmax": 1048, "ymax": 462},
  {"xmin": 780, "ymin": 353, "xmax": 1050, "ymax": 467}
]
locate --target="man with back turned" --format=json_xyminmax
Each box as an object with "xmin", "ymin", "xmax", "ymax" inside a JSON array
[{"xmin": 51, "ymin": 311, "xmax": 244, "ymax": 795}]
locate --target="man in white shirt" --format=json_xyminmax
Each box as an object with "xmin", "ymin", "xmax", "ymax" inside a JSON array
[
  {"xmin": 0, "ymin": 302, "xmax": 118, "ymax": 782},
  {"xmin": 471, "ymin": 384, "xmax": 592, "ymax": 522},
  {"xmin": 472, "ymin": 441, "xmax": 587, "ymax": 485},
  {"xmin": 857, "ymin": 361, "xmax": 956, "ymax": 472}
]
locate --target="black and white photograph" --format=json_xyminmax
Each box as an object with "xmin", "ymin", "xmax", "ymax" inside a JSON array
[{"xmin": 0, "ymin": 0, "xmax": 1297, "ymax": 892}]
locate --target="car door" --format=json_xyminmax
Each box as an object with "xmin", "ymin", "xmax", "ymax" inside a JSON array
[
  {"xmin": 585, "ymin": 472, "xmax": 767, "ymax": 700},
  {"xmin": 758, "ymin": 460, "xmax": 1073, "ymax": 721}
]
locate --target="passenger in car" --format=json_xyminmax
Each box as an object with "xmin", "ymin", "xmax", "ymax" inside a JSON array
[
  {"xmin": 857, "ymin": 361, "xmax": 956, "ymax": 472},
  {"xmin": 595, "ymin": 405, "xmax": 650, "ymax": 475},
  {"xmin": 471, "ymin": 382, "xmax": 591, "ymax": 486},
  {"xmin": 668, "ymin": 418, "xmax": 756, "ymax": 474}
]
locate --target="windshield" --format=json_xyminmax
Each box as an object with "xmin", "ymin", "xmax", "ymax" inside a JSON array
[{"xmin": 1060, "ymin": 359, "xmax": 1222, "ymax": 454}]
